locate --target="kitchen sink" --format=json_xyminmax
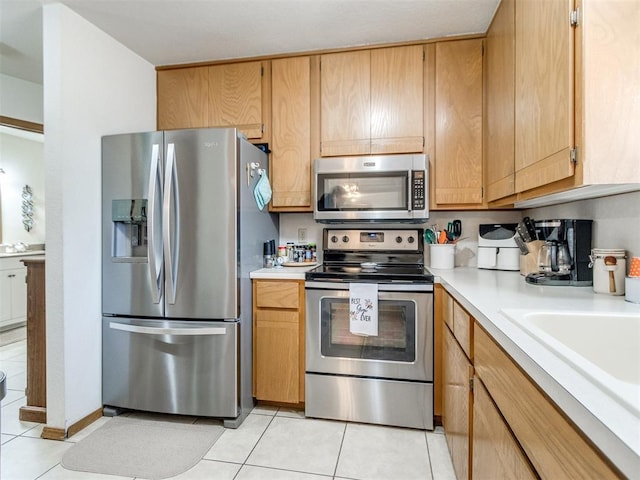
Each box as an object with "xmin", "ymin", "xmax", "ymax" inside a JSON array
[{"xmin": 500, "ymin": 309, "xmax": 640, "ymax": 414}]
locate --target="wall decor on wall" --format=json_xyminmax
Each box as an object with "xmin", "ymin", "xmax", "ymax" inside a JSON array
[{"xmin": 22, "ymin": 184, "xmax": 33, "ymax": 231}]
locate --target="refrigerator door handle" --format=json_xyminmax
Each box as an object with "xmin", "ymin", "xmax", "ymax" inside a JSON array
[
  {"xmin": 163, "ymin": 142, "xmax": 180, "ymax": 304},
  {"xmin": 147, "ymin": 143, "xmax": 163, "ymax": 304},
  {"xmin": 109, "ymin": 322, "xmax": 227, "ymax": 336}
]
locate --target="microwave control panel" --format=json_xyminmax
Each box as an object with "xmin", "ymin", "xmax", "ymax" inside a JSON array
[{"xmin": 412, "ymin": 171, "xmax": 425, "ymax": 210}]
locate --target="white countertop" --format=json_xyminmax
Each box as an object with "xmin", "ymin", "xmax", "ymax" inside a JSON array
[
  {"xmin": 431, "ymin": 267, "xmax": 640, "ymax": 478},
  {"xmin": 0, "ymin": 250, "xmax": 46, "ymax": 259},
  {"xmin": 250, "ymin": 263, "xmax": 319, "ymax": 280}
]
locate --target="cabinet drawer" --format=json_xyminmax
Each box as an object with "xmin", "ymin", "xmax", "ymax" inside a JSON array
[
  {"xmin": 0, "ymin": 257, "xmax": 27, "ymax": 271},
  {"xmin": 453, "ymin": 301, "xmax": 473, "ymax": 359},
  {"xmin": 255, "ymin": 281, "xmax": 300, "ymax": 309},
  {"xmin": 474, "ymin": 325, "xmax": 620, "ymax": 479}
]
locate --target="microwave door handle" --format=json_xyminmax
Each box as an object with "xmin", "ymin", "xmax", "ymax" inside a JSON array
[
  {"xmin": 407, "ymin": 173, "xmax": 412, "ymax": 212},
  {"xmin": 147, "ymin": 143, "xmax": 162, "ymax": 304}
]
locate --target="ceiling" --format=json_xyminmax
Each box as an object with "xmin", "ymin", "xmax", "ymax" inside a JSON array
[{"xmin": 0, "ymin": 0, "xmax": 500, "ymax": 86}]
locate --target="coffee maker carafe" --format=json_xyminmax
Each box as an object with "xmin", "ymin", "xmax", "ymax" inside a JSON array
[
  {"xmin": 538, "ymin": 240, "xmax": 572, "ymax": 275},
  {"xmin": 525, "ymin": 219, "xmax": 593, "ymax": 286}
]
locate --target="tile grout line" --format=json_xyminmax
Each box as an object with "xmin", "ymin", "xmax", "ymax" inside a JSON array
[
  {"xmin": 231, "ymin": 406, "xmax": 279, "ymax": 479},
  {"xmin": 331, "ymin": 421, "xmax": 348, "ymax": 479}
]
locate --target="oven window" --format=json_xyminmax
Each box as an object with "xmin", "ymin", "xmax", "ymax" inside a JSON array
[
  {"xmin": 317, "ymin": 172, "xmax": 408, "ymax": 211},
  {"xmin": 320, "ymin": 298, "xmax": 416, "ymax": 362}
]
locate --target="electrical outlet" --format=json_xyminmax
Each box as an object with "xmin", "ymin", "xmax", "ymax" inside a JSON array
[{"xmin": 298, "ymin": 228, "xmax": 307, "ymax": 243}]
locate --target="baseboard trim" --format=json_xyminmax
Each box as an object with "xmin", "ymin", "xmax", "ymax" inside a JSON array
[
  {"xmin": 19, "ymin": 406, "xmax": 46, "ymax": 423},
  {"xmin": 67, "ymin": 407, "xmax": 103, "ymax": 439},
  {"xmin": 40, "ymin": 407, "xmax": 104, "ymax": 441},
  {"xmin": 41, "ymin": 426, "xmax": 65, "ymax": 441}
]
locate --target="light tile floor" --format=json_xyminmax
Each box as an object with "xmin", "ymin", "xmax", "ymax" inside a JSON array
[{"xmin": 0, "ymin": 339, "xmax": 455, "ymax": 479}]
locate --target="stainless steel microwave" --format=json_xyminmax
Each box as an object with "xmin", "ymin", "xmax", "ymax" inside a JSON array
[{"xmin": 314, "ymin": 154, "xmax": 429, "ymax": 223}]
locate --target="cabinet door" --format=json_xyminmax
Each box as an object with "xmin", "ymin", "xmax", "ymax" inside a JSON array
[
  {"xmin": 473, "ymin": 377, "xmax": 537, "ymax": 480},
  {"xmin": 157, "ymin": 67, "xmax": 209, "ymax": 129},
  {"xmin": 255, "ymin": 309, "xmax": 300, "ymax": 403},
  {"xmin": 435, "ymin": 39, "xmax": 484, "ymax": 206},
  {"xmin": 443, "ymin": 326, "xmax": 473, "ymax": 480},
  {"xmin": 0, "ymin": 272, "xmax": 11, "ymax": 324},
  {"xmin": 271, "ymin": 56, "xmax": 312, "ymax": 210},
  {"xmin": 320, "ymin": 50, "xmax": 371, "ymax": 156},
  {"xmin": 9, "ymin": 268, "xmax": 27, "ymax": 321},
  {"xmin": 486, "ymin": 0, "xmax": 516, "ymax": 203},
  {"xmin": 209, "ymin": 61, "xmax": 263, "ymax": 138},
  {"xmin": 370, "ymin": 45, "xmax": 424, "ymax": 154},
  {"xmin": 514, "ymin": 0, "xmax": 575, "ymax": 192}
]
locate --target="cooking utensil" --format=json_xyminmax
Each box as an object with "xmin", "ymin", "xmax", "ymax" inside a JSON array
[
  {"xmin": 424, "ymin": 229, "xmax": 436, "ymax": 244},
  {"xmin": 438, "ymin": 230, "xmax": 448, "ymax": 244},
  {"xmin": 604, "ymin": 255, "xmax": 617, "ymax": 292},
  {"xmin": 446, "ymin": 220, "xmax": 462, "ymax": 241}
]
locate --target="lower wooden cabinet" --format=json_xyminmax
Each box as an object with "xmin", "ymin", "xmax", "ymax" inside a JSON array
[
  {"xmin": 443, "ymin": 326, "xmax": 473, "ymax": 480},
  {"xmin": 472, "ymin": 377, "xmax": 536, "ymax": 480},
  {"xmin": 252, "ymin": 279, "xmax": 305, "ymax": 404},
  {"xmin": 439, "ymin": 287, "xmax": 621, "ymax": 479},
  {"xmin": 474, "ymin": 325, "xmax": 621, "ymax": 479}
]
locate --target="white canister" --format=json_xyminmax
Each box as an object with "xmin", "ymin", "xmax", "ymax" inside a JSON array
[
  {"xmin": 429, "ymin": 244, "xmax": 456, "ymax": 269},
  {"xmin": 589, "ymin": 249, "xmax": 626, "ymax": 295}
]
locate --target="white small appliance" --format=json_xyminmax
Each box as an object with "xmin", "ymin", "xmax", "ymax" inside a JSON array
[{"xmin": 477, "ymin": 224, "xmax": 520, "ymax": 271}]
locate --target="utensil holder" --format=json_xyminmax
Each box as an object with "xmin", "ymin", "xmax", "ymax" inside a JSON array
[
  {"xmin": 429, "ymin": 244, "xmax": 455, "ymax": 269},
  {"xmin": 519, "ymin": 240, "xmax": 545, "ymax": 276}
]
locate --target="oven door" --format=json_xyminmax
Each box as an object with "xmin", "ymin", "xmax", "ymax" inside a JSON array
[{"xmin": 305, "ymin": 282, "xmax": 433, "ymax": 382}]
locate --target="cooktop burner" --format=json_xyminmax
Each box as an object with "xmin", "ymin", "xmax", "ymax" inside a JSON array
[
  {"xmin": 306, "ymin": 263, "xmax": 433, "ymax": 283},
  {"xmin": 306, "ymin": 228, "xmax": 433, "ymax": 284}
]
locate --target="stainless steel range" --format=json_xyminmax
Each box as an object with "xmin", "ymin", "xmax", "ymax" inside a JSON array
[{"xmin": 305, "ymin": 228, "xmax": 434, "ymax": 430}]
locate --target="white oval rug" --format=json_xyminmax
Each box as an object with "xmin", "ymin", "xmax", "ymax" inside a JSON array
[{"xmin": 62, "ymin": 416, "xmax": 224, "ymax": 479}]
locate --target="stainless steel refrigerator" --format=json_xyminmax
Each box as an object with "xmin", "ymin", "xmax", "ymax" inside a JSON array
[{"xmin": 101, "ymin": 128, "xmax": 278, "ymax": 428}]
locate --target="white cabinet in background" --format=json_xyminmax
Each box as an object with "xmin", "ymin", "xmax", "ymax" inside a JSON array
[{"xmin": 0, "ymin": 257, "xmax": 27, "ymax": 330}]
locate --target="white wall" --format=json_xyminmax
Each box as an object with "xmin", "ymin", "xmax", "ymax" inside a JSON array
[
  {"xmin": 0, "ymin": 74, "xmax": 44, "ymax": 124},
  {"xmin": 0, "ymin": 132, "xmax": 45, "ymax": 244},
  {"xmin": 43, "ymin": 3, "xmax": 156, "ymax": 431}
]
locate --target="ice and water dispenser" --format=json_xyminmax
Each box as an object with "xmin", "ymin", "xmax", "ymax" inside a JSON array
[{"xmin": 111, "ymin": 199, "xmax": 148, "ymax": 260}]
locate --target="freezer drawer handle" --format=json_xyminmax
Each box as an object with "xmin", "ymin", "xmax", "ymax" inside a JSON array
[{"xmin": 109, "ymin": 322, "xmax": 227, "ymax": 336}]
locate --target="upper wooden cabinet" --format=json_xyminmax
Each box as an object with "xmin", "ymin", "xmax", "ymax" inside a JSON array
[
  {"xmin": 320, "ymin": 45, "xmax": 424, "ymax": 156},
  {"xmin": 157, "ymin": 61, "xmax": 267, "ymax": 140},
  {"xmin": 514, "ymin": 0, "xmax": 575, "ymax": 193},
  {"xmin": 157, "ymin": 67, "xmax": 209, "ymax": 129},
  {"xmin": 209, "ymin": 62, "xmax": 264, "ymax": 139},
  {"xmin": 502, "ymin": 0, "xmax": 640, "ymax": 201},
  {"xmin": 270, "ymin": 56, "xmax": 313, "ymax": 211},
  {"xmin": 433, "ymin": 39, "xmax": 484, "ymax": 207},
  {"xmin": 485, "ymin": 0, "xmax": 515, "ymax": 204}
]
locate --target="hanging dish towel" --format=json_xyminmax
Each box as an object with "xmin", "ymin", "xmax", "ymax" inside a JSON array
[
  {"xmin": 349, "ymin": 283, "xmax": 378, "ymax": 336},
  {"xmin": 253, "ymin": 172, "xmax": 272, "ymax": 211}
]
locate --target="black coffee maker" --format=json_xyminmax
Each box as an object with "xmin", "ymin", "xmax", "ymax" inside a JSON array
[{"xmin": 525, "ymin": 219, "xmax": 593, "ymax": 286}]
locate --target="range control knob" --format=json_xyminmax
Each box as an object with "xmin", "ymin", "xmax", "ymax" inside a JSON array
[
  {"xmin": 407, "ymin": 236, "xmax": 415, "ymax": 244},
  {"xmin": 331, "ymin": 235, "xmax": 338, "ymax": 243},
  {"xmin": 396, "ymin": 236, "xmax": 403, "ymax": 243},
  {"xmin": 342, "ymin": 235, "xmax": 350, "ymax": 243}
]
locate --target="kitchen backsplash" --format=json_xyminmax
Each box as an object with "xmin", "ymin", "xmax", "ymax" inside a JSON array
[
  {"xmin": 279, "ymin": 190, "xmax": 639, "ymax": 269},
  {"xmin": 524, "ymin": 190, "xmax": 640, "ymax": 261}
]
